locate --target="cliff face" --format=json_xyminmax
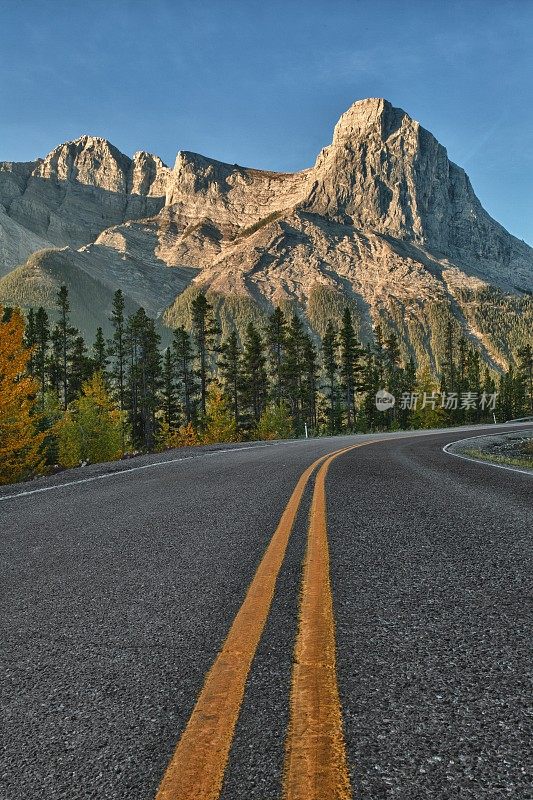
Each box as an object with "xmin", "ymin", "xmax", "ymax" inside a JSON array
[
  {"xmin": 0, "ymin": 99, "xmax": 531, "ymax": 366},
  {"xmin": 0, "ymin": 136, "xmax": 169, "ymax": 274},
  {"xmin": 154, "ymin": 98, "xmax": 531, "ymax": 294}
]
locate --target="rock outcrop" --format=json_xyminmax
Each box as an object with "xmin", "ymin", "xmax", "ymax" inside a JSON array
[{"xmin": 0, "ymin": 136, "xmax": 169, "ymax": 272}]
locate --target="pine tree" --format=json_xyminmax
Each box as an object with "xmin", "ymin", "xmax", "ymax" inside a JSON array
[
  {"xmin": 456, "ymin": 337, "xmax": 468, "ymax": 421},
  {"xmin": 191, "ymin": 291, "xmax": 219, "ymax": 416},
  {"xmin": 241, "ymin": 322, "xmax": 268, "ymax": 425},
  {"xmin": 497, "ymin": 366, "xmax": 520, "ymax": 421},
  {"xmin": 383, "ymin": 332, "xmax": 402, "ymax": 428},
  {"xmin": 397, "ymin": 357, "xmax": 417, "ymax": 429},
  {"xmin": 109, "ymin": 290, "xmax": 127, "ymax": 424},
  {"xmin": 0, "ymin": 307, "xmax": 45, "ymax": 484},
  {"xmin": 161, "ymin": 346, "xmax": 179, "ymax": 429},
  {"xmin": 92, "ymin": 327, "xmax": 109, "ymax": 375},
  {"xmin": 24, "ymin": 308, "xmax": 37, "ymax": 377},
  {"xmin": 441, "ymin": 319, "xmax": 456, "ymax": 394},
  {"xmin": 218, "ymin": 329, "xmax": 242, "ymax": 426},
  {"xmin": 339, "ymin": 308, "xmax": 362, "ymax": 429},
  {"xmin": 47, "ymin": 325, "xmax": 63, "ymax": 399},
  {"xmin": 34, "ymin": 307, "xmax": 50, "ymax": 402},
  {"xmin": 411, "ymin": 369, "xmax": 447, "ymax": 429},
  {"xmin": 266, "ymin": 306, "xmax": 287, "ymax": 404},
  {"xmin": 284, "ymin": 314, "xmax": 307, "ymax": 433},
  {"xmin": 302, "ymin": 333, "xmax": 318, "ymax": 432},
  {"xmin": 173, "ymin": 324, "xmax": 197, "ymax": 423},
  {"xmin": 465, "ymin": 349, "xmax": 482, "ymax": 423},
  {"xmin": 373, "ymin": 324, "xmax": 386, "ymax": 389},
  {"xmin": 125, "ymin": 309, "xmax": 161, "ymax": 450},
  {"xmin": 70, "ymin": 336, "xmax": 93, "ymax": 398},
  {"xmin": 322, "ymin": 320, "xmax": 339, "ymax": 435},
  {"xmin": 55, "ymin": 285, "xmax": 79, "ymax": 410},
  {"xmin": 517, "ymin": 344, "xmax": 533, "ymax": 414},
  {"xmin": 360, "ymin": 344, "xmax": 379, "ymax": 430}
]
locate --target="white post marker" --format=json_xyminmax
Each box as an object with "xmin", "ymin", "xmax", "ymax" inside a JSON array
[{"xmin": 304, "ymin": 423, "xmax": 308, "ymax": 439}]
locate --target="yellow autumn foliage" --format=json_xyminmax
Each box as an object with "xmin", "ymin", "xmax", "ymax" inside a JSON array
[
  {"xmin": 0, "ymin": 307, "xmax": 45, "ymax": 485},
  {"xmin": 157, "ymin": 419, "xmax": 200, "ymax": 450},
  {"xmin": 202, "ymin": 385, "xmax": 239, "ymax": 444},
  {"xmin": 56, "ymin": 372, "xmax": 123, "ymax": 467}
]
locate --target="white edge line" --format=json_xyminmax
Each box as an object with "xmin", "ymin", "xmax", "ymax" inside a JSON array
[
  {"xmin": 442, "ymin": 431, "xmax": 533, "ymax": 477},
  {"xmin": 0, "ymin": 443, "xmax": 278, "ymax": 502},
  {"xmin": 2, "ymin": 423, "xmax": 530, "ymax": 503}
]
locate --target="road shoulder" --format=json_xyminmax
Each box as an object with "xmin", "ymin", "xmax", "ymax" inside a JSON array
[{"xmin": 443, "ymin": 429, "xmax": 533, "ymax": 475}]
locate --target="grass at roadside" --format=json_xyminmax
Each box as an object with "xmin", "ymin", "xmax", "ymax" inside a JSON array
[{"xmin": 464, "ymin": 447, "xmax": 533, "ymax": 470}]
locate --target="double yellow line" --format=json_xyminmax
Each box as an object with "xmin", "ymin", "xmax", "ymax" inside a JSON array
[{"xmin": 156, "ymin": 441, "xmax": 369, "ymax": 800}]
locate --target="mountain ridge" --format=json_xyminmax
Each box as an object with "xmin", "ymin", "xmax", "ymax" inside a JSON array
[{"xmin": 0, "ymin": 98, "xmax": 531, "ymax": 370}]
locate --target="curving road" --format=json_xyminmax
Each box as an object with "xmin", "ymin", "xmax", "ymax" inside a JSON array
[{"xmin": 1, "ymin": 425, "xmax": 531, "ymax": 799}]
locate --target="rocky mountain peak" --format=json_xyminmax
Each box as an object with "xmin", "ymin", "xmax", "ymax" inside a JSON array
[
  {"xmin": 331, "ymin": 97, "xmax": 411, "ymax": 143},
  {"xmin": 31, "ymin": 136, "xmax": 169, "ymax": 198},
  {"xmin": 34, "ymin": 135, "xmax": 132, "ymax": 192}
]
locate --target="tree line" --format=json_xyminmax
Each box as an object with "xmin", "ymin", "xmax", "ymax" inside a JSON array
[{"xmin": 1, "ymin": 287, "xmax": 532, "ymax": 485}]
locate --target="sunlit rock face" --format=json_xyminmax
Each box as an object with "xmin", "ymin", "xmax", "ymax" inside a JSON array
[
  {"xmin": 0, "ymin": 99, "xmax": 531, "ymax": 363},
  {"xmin": 0, "ymin": 136, "xmax": 169, "ymax": 272}
]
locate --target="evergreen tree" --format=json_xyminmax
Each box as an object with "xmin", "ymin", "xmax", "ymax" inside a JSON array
[
  {"xmin": 465, "ymin": 349, "xmax": 482, "ymax": 423},
  {"xmin": 218, "ymin": 329, "xmax": 242, "ymax": 426},
  {"xmin": 339, "ymin": 308, "xmax": 362, "ymax": 429},
  {"xmin": 284, "ymin": 313, "xmax": 307, "ymax": 433},
  {"xmin": 34, "ymin": 307, "xmax": 50, "ymax": 402},
  {"xmin": 92, "ymin": 327, "xmax": 109, "ymax": 375},
  {"xmin": 109, "ymin": 290, "xmax": 127, "ymax": 421},
  {"xmin": 55, "ymin": 285, "xmax": 79, "ymax": 410},
  {"xmin": 441, "ymin": 319, "xmax": 456, "ymax": 394},
  {"xmin": 302, "ymin": 333, "xmax": 318, "ymax": 432},
  {"xmin": 24, "ymin": 308, "xmax": 37, "ymax": 377},
  {"xmin": 161, "ymin": 346, "xmax": 179, "ymax": 429},
  {"xmin": 517, "ymin": 344, "xmax": 533, "ymax": 414},
  {"xmin": 397, "ymin": 357, "xmax": 417, "ymax": 429},
  {"xmin": 191, "ymin": 292, "xmax": 219, "ymax": 416},
  {"xmin": 70, "ymin": 336, "xmax": 93, "ymax": 398},
  {"xmin": 266, "ymin": 306, "xmax": 287, "ymax": 404},
  {"xmin": 322, "ymin": 320, "xmax": 339, "ymax": 435},
  {"xmin": 373, "ymin": 324, "xmax": 386, "ymax": 389},
  {"xmin": 382, "ymin": 332, "xmax": 402, "ymax": 428},
  {"xmin": 125, "ymin": 309, "xmax": 161, "ymax": 450},
  {"xmin": 47, "ymin": 325, "xmax": 62, "ymax": 399},
  {"xmin": 241, "ymin": 322, "xmax": 268, "ymax": 424},
  {"xmin": 173, "ymin": 324, "xmax": 197, "ymax": 423},
  {"xmin": 360, "ymin": 345, "xmax": 379, "ymax": 430}
]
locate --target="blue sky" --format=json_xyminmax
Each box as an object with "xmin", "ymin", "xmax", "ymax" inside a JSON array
[{"xmin": 1, "ymin": 0, "xmax": 532, "ymax": 243}]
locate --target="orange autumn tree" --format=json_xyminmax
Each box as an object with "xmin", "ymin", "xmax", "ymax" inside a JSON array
[{"xmin": 0, "ymin": 306, "xmax": 45, "ymax": 485}]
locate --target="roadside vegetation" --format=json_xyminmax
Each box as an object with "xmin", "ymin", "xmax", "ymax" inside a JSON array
[
  {"xmin": 0, "ymin": 289, "xmax": 532, "ymax": 486},
  {"xmin": 464, "ymin": 437, "xmax": 533, "ymax": 470}
]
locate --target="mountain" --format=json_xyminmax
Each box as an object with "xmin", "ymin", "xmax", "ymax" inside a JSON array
[{"xmin": 1, "ymin": 99, "xmax": 531, "ymax": 368}]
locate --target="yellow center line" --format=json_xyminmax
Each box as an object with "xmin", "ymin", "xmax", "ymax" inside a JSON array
[
  {"xmin": 155, "ymin": 444, "xmax": 353, "ymax": 800},
  {"xmin": 283, "ymin": 439, "xmax": 394, "ymax": 800}
]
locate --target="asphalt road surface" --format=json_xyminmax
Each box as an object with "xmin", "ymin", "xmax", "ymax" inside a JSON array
[{"xmin": 1, "ymin": 425, "xmax": 531, "ymax": 799}]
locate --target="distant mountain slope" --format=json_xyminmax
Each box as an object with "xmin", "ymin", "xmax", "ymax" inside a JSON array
[
  {"xmin": 2, "ymin": 99, "xmax": 531, "ymax": 365},
  {"xmin": 0, "ymin": 249, "xmax": 138, "ymax": 335}
]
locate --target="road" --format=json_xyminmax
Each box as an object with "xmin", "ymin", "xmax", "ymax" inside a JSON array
[{"xmin": 1, "ymin": 425, "xmax": 531, "ymax": 799}]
